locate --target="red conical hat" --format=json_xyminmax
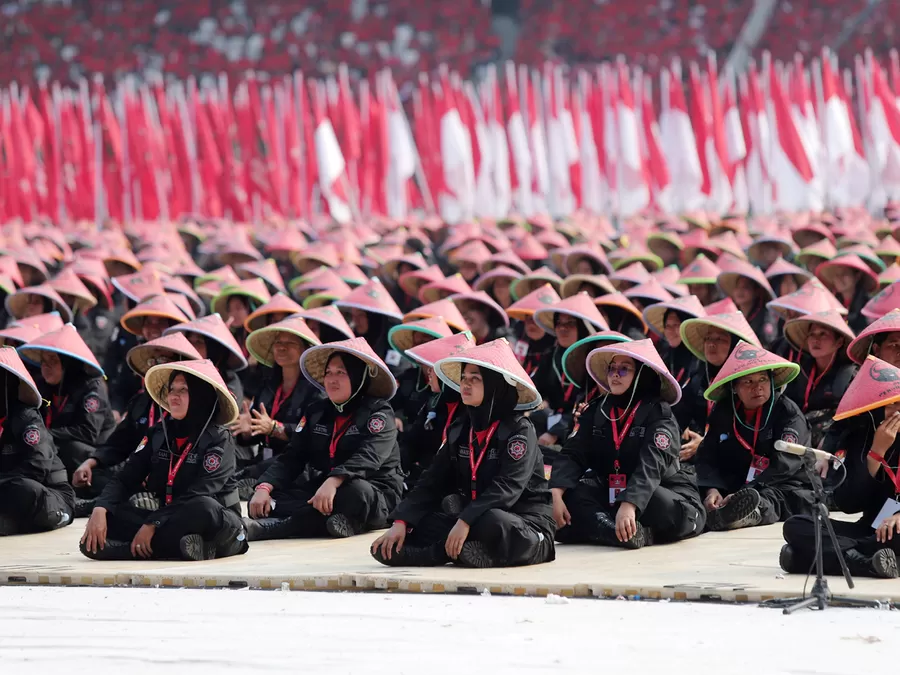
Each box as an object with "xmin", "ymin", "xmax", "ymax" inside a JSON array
[
  {"xmin": 388, "ymin": 317, "xmax": 454, "ymax": 356},
  {"xmin": 112, "ymin": 269, "xmax": 166, "ymax": 303},
  {"xmin": 336, "ymin": 278, "xmax": 403, "ymax": 321},
  {"xmin": 301, "ymin": 337, "xmax": 398, "ymax": 400},
  {"xmin": 450, "ymin": 291, "xmax": 510, "ymax": 329},
  {"xmin": 406, "ymin": 331, "xmax": 476, "ymax": 369},
  {"xmin": 862, "ymin": 281, "xmax": 900, "ymax": 321},
  {"xmin": 704, "ymin": 341, "xmax": 800, "ymax": 402},
  {"xmin": 816, "ymin": 254, "xmax": 879, "ymax": 293},
  {"xmin": 717, "ymin": 259, "xmax": 776, "ymax": 302},
  {"xmin": 533, "ymin": 292, "xmax": 608, "ymax": 335},
  {"xmin": 610, "ymin": 261, "xmax": 652, "ymax": 289},
  {"xmin": 848, "ymin": 308, "xmax": 900, "ymax": 364},
  {"xmin": 403, "ymin": 299, "xmax": 470, "ymax": 333},
  {"xmin": 483, "ymin": 250, "xmax": 531, "ymax": 275},
  {"xmin": 126, "ymin": 332, "xmax": 203, "ymax": 377},
  {"xmin": 244, "ymin": 293, "xmax": 304, "ymax": 332},
  {"xmin": 449, "ymin": 240, "xmax": 492, "ymax": 268},
  {"xmin": 512, "ymin": 233, "xmax": 549, "ymax": 261},
  {"xmin": 586, "ymin": 338, "xmax": 682, "ymax": 404},
  {"xmin": 5, "ymin": 284, "xmax": 74, "ymax": 322},
  {"xmin": 12, "ymin": 248, "xmax": 50, "ymax": 282},
  {"xmin": 0, "ymin": 346, "xmax": 41, "ymax": 407},
  {"xmin": 678, "ymin": 254, "xmax": 721, "ymax": 285},
  {"xmin": 643, "ymin": 295, "xmax": 707, "ymax": 337},
  {"xmin": 418, "ymin": 274, "xmax": 473, "ymax": 304},
  {"xmin": 297, "ymin": 305, "xmax": 356, "ymax": 340},
  {"xmin": 245, "ymin": 317, "xmax": 321, "ymax": 367},
  {"xmin": 473, "ymin": 266, "xmax": 522, "ymax": 293},
  {"xmin": 704, "ymin": 297, "xmax": 738, "ymax": 314},
  {"xmin": 398, "ymin": 264, "xmax": 444, "ymax": 298},
  {"xmin": 835, "ymin": 356, "xmax": 900, "ymax": 420},
  {"xmin": 680, "ymin": 311, "xmax": 761, "ymax": 361},
  {"xmin": 784, "ymin": 309, "xmax": 855, "ymax": 352},
  {"xmin": 163, "ymin": 313, "xmax": 249, "ymax": 371},
  {"xmin": 434, "ymin": 337, "xmax": 540, "ymax": 410},
  {"xmin": 18, "ymin": 324, "xmax": 104, "ymax": 378},
  {"xmin": 509, "ymin": 266, "xmax": 563, "ymax": 300},
  {"xmin": 765, "ymin": 257, "xmax": 812, "ymax": 283},
  {"xmin": 236, "ymin": 259, "xmax": 287, "ymax": 294},
  {"xmin": 624, "ymin": 279, "xmax": 674, "ymax": 305},
  {"xmin": 49, "ymin": 268, "xmax": 97, "ymax": 313},
  {"xmin": 145, "ymin": 359, "xmax": 239, "ymax": 425}
]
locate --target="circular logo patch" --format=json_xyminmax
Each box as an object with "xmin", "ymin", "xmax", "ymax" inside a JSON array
[
  {"xmin": 508, "ymin": 439, "xmax": 527, "ymax": 460},
  {"xmin": 23, "ymin": 427, "xmax": 40, "ymax": 446},
  {"xmin": 84, "ymin": 395, "xmax": 100, "ymax": 413},
  {"xmin": 781, "ymin": 432, "xmax": 799, "ymax": 445},
  {"xmin": 367, "ymin": 416, "xmax": 386, "ymax": 434},
  {"xmin": 203, "ymin": 453, "xmax": 222, "ymax": 473},
  {"xmin": 653, "ymin": 432, "xmax": 671, "ymax": 450}
]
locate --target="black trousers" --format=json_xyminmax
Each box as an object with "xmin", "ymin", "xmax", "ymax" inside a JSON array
[
  {"xmin": 0, "ymin": 475, "xmax": 74, "ymax": 533},
  {"xmin": 266, "ymin": 479, "xmax": 390, "ymax": 538},
  {"xmin": 559, "ymin": 481, "xmax": 704, "ymax": 545},
  {"xmin": 57, "ymin": 440, "xmax": 96, "ymax": 479},
  {"xmin": 783, "ymin": 514, "xmax": 899, "ymax": 569},
  {"xmin": 103, "ymin": 496, "xmax": 248, "ymax": 560},
  {"xmin": 407, "ymin": 509, "xmax": 556, "ymax": 567}
]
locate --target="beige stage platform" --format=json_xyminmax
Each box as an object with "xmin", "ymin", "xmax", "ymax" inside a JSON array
[{"xmin": 2, "ymin": 518, "xmax": 899, "ymax": 602}]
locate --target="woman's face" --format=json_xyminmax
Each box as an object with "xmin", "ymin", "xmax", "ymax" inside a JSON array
[
  {"xmin": 735, "ymin": 372, "xmax": 771, "ymax": 410},
  {"xmin": 555, "ymin": 314, "xmax": 579, "ymax": 349},
  {"xmin": 167, "ymin": 374, "xmax": 190, "ymax": 420},
  {"xmin": 703, "ymin": 327, "xmax": 732, "ymax": 366},
  {"xmin": 664, "ymin": 313, "xmax": 682, "ymax": 348},
  {"xmin": 778, "ymin": 275, "xmax": 799, "ymax": 296},
  {"xmin": 350, "ymin": 308, "xmax": 369, "ymax": 335},
  {"xmin": 24, "ymin": 294, "xmax": 46, "ymax": 318},
  {"xmin": 732, "ymin": 277, "xmax": 757, "ymax": 306},
  {"xmin": 689, "ymin": 284, "xmax": 715, "ymax": 305},
  {"xmin": 607, "ymin": 356, "xmax": 636, "ymax": 396},
  {"xmin": 832, "ymin": 267, "xmax": 860, "ymax": 295},
  {"xmin": 40, "ymin": 352, "xmax": 64, "ymax": 386},
  {"xmin": 807, "ymin": 325, "xmax": 842, "ymax": 361},
  {"xmin": 757, "ymin": 243, "xmax": 781, "ymax": 267},
  {"xmin": 463, "ymin": 308, "xmax": 489, "ymax": 339},
  {"xmin": 142, "ymin": 316, "xmax": 170, "ymax": 342},
  {"xmin": 573, "ymin": 259, "xmax": 595, "ymax": 275},
  {"xmin": 493, "ymin": 278, "xmax": 512, "ymax": 308},
  {"xmin": 460, "ymin": 363, "xmax": 484, "ymax": 406},
  {"xmin": 425, "ymin": 366, "xmax": 441, "ymax": 393},
  {"xmin": 187, "ymin": 333, "xmax": 208, "ymax": 359},
  {"xmin": 226, "ymin": 297, "xmax": 250, "ymax": 326},
  {"xmin": 458, "ymin": 261, "xmax": 479, "ymax": 282},
  {"xmin": 266, "ymin": 312, "xmax": 289, "ymax": 326},
  {"xmin": 272, "ymin": 331, "xmax": 305, "ymax": 368},
  {"xmin": 324, "ymin": 355, "xmax": 353, "ymax": 404},
  {"xmin": 875, "ymin": 332, "xmax": 900, "ymax": 368}
]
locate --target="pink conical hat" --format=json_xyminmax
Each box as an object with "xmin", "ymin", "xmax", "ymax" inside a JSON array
[
  {"xmin": 403, "ymin": 298, "xmax": 470, "ymax": 333},
  {"xmin": 835, "ymin": 356, "xmax": 900, "ymax": 420},
  {"xmin": 297, "ymin": 305, "xmax": 356, "ymax": 340},
  {"xmin": 816, "ymin": 253, "xmax": 879, "ymax": 293},
  {"xmin": 473, "ymin": 266, "xmax": 522, "ymax": 293},
  {"xmin": 512, "ymin": 233, "xmax": 549, "ymax": 261},
  {"xmin": 406, "ymin": 331, "xmax": 477, "ymax": 369},
  {"xmin": 848, "ymin": 308, "xmax": 900, "ymax": 364},
  {"xmin": 533, "ymin": 292, "xmax": 609, "ymax": 335},
  {"xmin": 880, "ymin": 263, "xmax": 900, "ymax": 287},
  {"xmin": 126, "ymin": 332, "xmax": 204, "ymax": 377},
  {"xmin": 195, "ymin": 265, "xmax": 241, "ymax": 288},
  {"xmin": 704, "ymin": 341, "xmax": 800, "ymax": 402},
  {"xmin": 236, "ymin": 258, "xmax": 286, "ymax": 294},
  {"xmin": 120, "ymin": 294, "xmax": 189, "ymax": 336},
  {"xmin": 398, "ymin": 264, "xmax": 444, "ymax": 298},
  {"xmin": 0, "ymin": 346, "xmax": 41, "ymax": 407},
  {"xmin": 112, "ymin": 269, "xmax": 166, "ymax": 302},
  {"xmin": 2, "ymin": 312, "xmax": 65, "ymax": 346},
  {"xmin": 717, "ymin": 258, "xmax": 776, "ymax": 302},
  {"xmin": 784, "ymin": 309, "xmax": 855, "ymax": 352},
  {"xmin": 0, "ymin": 255, "xmax": 25, "ymax": 287},
  {"xmin": 704, "ymin": 297, "xmax": 738, "ymax": 314},
  {"xmin": 450, "ymin": 240, "xmax": 492, "ymax": 268},
  {"xmin": 145, "ymin": 359, "xmax": 239, "ymax": 425},
  {"xmin": 334, "ymin": 261, "xmax": 369, "ymax": 286},
  {"xmin": 561, "ymin": 246, "xmax": 612, "ymax": 276},
  {"xmin": 211, "ymin": 278, "xmax": 272, "ymax": 316},
  {"xmin": 767, "ymin": 279, "xmax": 848, "ymax": 319},
  {"xmin": 862, "ymin": 281, "xmax": 900, "ymax": 320},
  {"xmin": 162, "ymin": 276, "xmax": 204, "ymax": 316},
  {"xmin": 49, "ymin": 268, "xmax": 97, "ymax": 312},
  {"xmin": 535, "ymin": 228, "xmax": 568, "ymax": 250},
  {"xmin": 484, "ymin": 249, "xmax": 531, "ymax": 275},
  {"xmin": 680, "ymin": 311, "xmax": 762, "ymax": 361},
  {"xmin": 586, "ymin": 338, "xmax": 681, "ymax": 404},
  {"xmin": 163, "ymin": 312, "xmax": 249, "ymax": 371},
  {"xmin": 506, "ymin": 284, "xmax": 562, "ymax": 322},
  {"xmin": 643, "ymin": 295, "xmax": 707, "ymax": 337},
  {"xmin": 652, "ymin": 265, "xmax": 687, "ymax": 297},
  {"xmin": 388, "ymin": 317, "xmax": 454, "ymax": 355},
  {"xmin": 624, "ymin": 278, "xmax": 674, "ymax": 305},
  {"xmin": 290, "ymin": 242, "xmax": 340, "ymax": 272},
  {"xmin": 450, "ymin": 291, "xmax": 510, "ymax": 329},
  {"xmin": 336, "ymin": 278, "xmax": 403, "ymax": 321},
  {"xmin": 765, "ymin": 257, "xmax": 812, "ymax": 283},
  {"xmin": 418, "ymin": 274, "xmax": 473, "ymax": 304},
  {"xmin": 434, "ymin": 337, "xmax": 540, "ymax": 410},
  {"xmin": 510, "ymin": 266, "xmax": 563, "ymax": 300},
  {"xmin": 559, "ymin": 273, "xmax": 616, "ymax": 299},
  {"xmin": 593, "ymin": 292, "xmax": 647, "ymax": 330},
  {"xmin": 380, "ymin": 252, "xmax": 428, "ymax": 281},
  {"xmin": 678, "ymin": 254, "xmax": 721, "ymax": 285},
  {"xmin": 301, "ymin": 337, "xmax": 398, "ymax": 400},
  {"xmin": 18, "ymin": 324, "xmax": 104, "ymax": 378},
  {"xmin": 290, "ymin": 268, "xmax": 352, "ymax": 298},
  {"xmin": 244, "ymin": 293, "xmax": 304, "ymax": 332},
  {"xmin": 5, "ymin": 284, "xmax": 74, "ymax": 322},
  {"xmin": 610, "ymin": 261, "xmax": 652, "ymax": 288},
  {"xmin": 875, "ymin": 236, "xmax": 900, "ymax": 260}
]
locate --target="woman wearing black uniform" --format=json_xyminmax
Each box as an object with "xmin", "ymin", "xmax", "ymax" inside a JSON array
[
  {"xmin": 594, "ymin": 292, "xmax": 647, "ymax": 340},
  {"xmin": 643, "ymin": 295, "xmax": 706, "ymax": 390},
  {"xmin": 371, "ymin": 338, "xmax": 556, "ymax": 568},
  {"xmin": 696, "ymin": 341, "xmax": 814, "ymax": 531},
  {"xmin": 551, "ymin": 339, "xmax": 704, "ymax": 549},
  {"xmin": 450, "ymin": 290, "xmax": 511, "ymax": 345},
  {"xmin": 245, "ymin": 338, "xmax": 403, "ymax": 540},
  {"xmin": 0, "ymin": 348, "xmax": 74, "ymax": 536},
  {"xmin": 335, "ymin": 279, "xmax": 404, "ymax": 361},
  {"xmin": 80, "ymin": 359, "xmax": 248, "ymax": 561},
  {"xmin": 815, "ymin": 254, "xmax": 877, "ymax": 334},
  {"xmin": 505, "ymin": 284, "xmax": 560, "ymax": 378},
  {"xmin": 782, "ymin": 356, "xmax": 900, "ymax": 578},
  {"xmin": 716, "ymin": 260, "xmax": 778, "ymax": 347}
]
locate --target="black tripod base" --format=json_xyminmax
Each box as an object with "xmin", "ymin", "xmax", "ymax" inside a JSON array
[{"xmin": 760, "ymin": 578, "xmax": 883, "ymax": 614}]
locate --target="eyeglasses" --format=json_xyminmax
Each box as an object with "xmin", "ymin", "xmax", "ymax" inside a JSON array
[
  {"xmin": 168, "ymin": 386, "xmax": 189, "ymax": 398},
  {"xmin": 608, "ymin": 365, "xmax": 634, "ymax": 378}
]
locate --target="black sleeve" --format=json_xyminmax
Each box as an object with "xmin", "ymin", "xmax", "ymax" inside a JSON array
[
  {"xmin": 92, "ymin": 395, "xmax": 145, "ymax": 467},
  {"xmin": 225, "ymin": 370, "xmax": 244, "ymax": 407},
  {"xmin": 619, "ymin": 410, "xmax": 680, "ymax": 513},
  {"xmin": 257, "ymin": 425, "xmax": 310, "ymax": 490},
  {"xmin": 694, "ymin": 419, "xmax": 728, "ymax": 494},
  {"xmin": 329, "ymin": 407, "xmax": 398, "ymax": 481},
  {"xmin": 391, "ymin": 443, "xmax": 454, "ymax": 526},
  {"xmin": 94, "ymin": 441, "xmax": 154, "ymax": 514},
  {"xmin": 4, "ymin": 413, "xmax": 57, "ymax": 483},
  {"xmin": 749, "ymin": 404, "xmax": 809, "ymax": 489},
  {"xmin": 50, "ymin": 387, "xmax": 110, "ymax": 446},
  {"xmin": 549, "ymin": 404, "xmax": 596, "ymax": 490},
  {"xmin": 828, "ymin": 422, "xmax": 887, "ymax": 515}
]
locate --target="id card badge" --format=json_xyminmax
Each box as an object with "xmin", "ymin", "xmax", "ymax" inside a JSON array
[
  {"xmin": 745, "ymin": 455, "xmax": 770, "ymax": 483},
  {"xmin": 546, "ymin": 413, "xmax": 563, "ymax": 430},
  {"xmin": 385, "ymin": 350, "xmax": 402, "ymax": 367},
  {"xmin": 262, "ymin": 446, "xmax": 274, "ymax": 461},
  {"xmin": 871, "ymin": 498, "xmax": 900, "ymax": 529},
  {"xmin": 513, "ymin": 340, "xmax": 529, "ymax": 361},
  {"xmin": 608, "ymin": 474, "xmax": 627, "ymax": 505}
]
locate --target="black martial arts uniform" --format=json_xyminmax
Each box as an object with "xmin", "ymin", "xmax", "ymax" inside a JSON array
[
  {"xmin": 696, "ymin": 393, "xmax": 815, "ymax": 529},
  {"xmin": 392, "ymin": 366, "xmax": 433, "ymax": 430},
  {"xmin": 383, "ymin": 414, "xmax": 556, "ymax": 567},
  {"xmin": 104, "ymin": 327, "xmax": 141, "ymax": 413},
  {"xmin": 674, "ymin": 361, "xmax": 721, "ymax": 439},
  {"xmin": 744, "ymin": 302, "xmax": 777, "ymax": 348},
  {"xmin": 659, "ymin": 342, "xmax": 696, "ymax": 390},
  {"xmin": 530, "ymin": 347, "xmax": 579, "ymax": 442},
  {"xmin": 400, "ymin": 387, "xmax": 463, "ymax": 489},
  {"xmin": 0, "ymin": 405, "xmax": 74, "ymax": 535},
  {"xmin": 249, "ymin": 397, "xmax": 404, "ymax": 539},
  {"xmin": 552, "ymin": 396, "xmax": 705, "ymax": 546},
  {"xmin": 511, "ymin": 326, "xmax": 554, "ymax": 379},
  {"xmin": 783, "ymin": 356, "xmax": 856, "ymax": 448}
]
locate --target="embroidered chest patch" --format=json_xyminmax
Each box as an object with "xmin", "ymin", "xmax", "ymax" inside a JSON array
[
  {"xmin": 23, "ymin": 427, "xmax": 41, "ymax": 446},
  {"xmin": 653, "ymin": 432, "xmax": 671, "ymax": 450},
  {"xmin": 507, "ymin": 439, "xmax": 527, "ymax": 461}
]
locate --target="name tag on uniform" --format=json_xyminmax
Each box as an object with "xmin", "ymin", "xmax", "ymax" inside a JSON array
[
  {"xmin": 745, "ymin": 455, "xmax": 769, "ymax": 483},
  {"xmin": 547, "ymin": 413, "xmax": 563, "ymax": 429},
  {"xmin": 385, "ymin": 351, "xmax": 402, "ymax": 366},
  {"xmin": 608, "ymin": 474, "xmax": 626, "ymax": 505},
  {"xmin": 872, "ymin": 498, "xmax": 900, "ymax": 529},
  {"xmin": 262, "ymin": 446, "xmax": 274, "ymax": 461}
]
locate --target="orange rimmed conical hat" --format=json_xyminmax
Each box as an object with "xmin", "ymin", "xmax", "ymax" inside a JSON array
[
  {"xmin": 680, "ymin": 311, "xmax": 761, "ymax": 361},
  {"xmin": 402, "ymin": 298, "xmax": 469, "ymax": 333},
  {"xmin": 509, "ymin": 266, "xmax": 563, "ymax": 301},
  {"xmin": 236, "ymin": 259, "xmax": 286, "ymax": 294},
  {"xmin": 296, "ymin": 305, "xmax": 356, "ymax": 340},
  {"xmin": 643, "ymin": 295, "xmax": 707, "ymax": 337},
  {"xmin": 677, "ymin": 254, "xmax": 721, "ymax": 285},
  {"xmin": 506, "ymin": 284, "xmax": 562, "ymax": 322},
  {"xmin": 784, "ymin": 309, "xmax": 855, "ymax": 353},
  {"xmin": 434, "ymin": 337, "xmax": 540, "ymax": 410},
  {"xmin": 562, "ymin": 331, "xmax": 631, "ymax": 387},
  {"xmin": 335, "ymin": 278, "xmax": 403, "ymax": 321},
  {"xmin": 126, "ymin": 332, "xmax": 203, "ymax": 377},
  {"xmin": 586, "ymin": 338, "xmax": 681, "ymax": 404},
  {"xmin": 388, "ymin": 317, "xmax": 454, "ymax": 357},
  {"xmin": 18, "ymin": 324, "xmax": 104, "ymax": 378},
  {"xmin": 244, "ymin": 293, "xmax": 304, "ymax": 332},
  {"xmin": 120, "ymin": 294, "xmax": 189, "ymax": 336},
  {"xmin": 398, "ymin": 264, "xmax": 443, "ymax": 298},
  {"xmin": 145, "ymin": 359, "xmax": 239, "ymax": 425},
  {"xmin": 0, "ymin": 346, "xmax": 41, "ymax": 407},
  {"xmin": 163, "ymin": 313, "xmax": 249, "ymax": 371},
  {"xmin": 50, "ymin": 268, "xmax": 98, "ymax": 313},
  {"xmin": 245, "ymin": 316, "xmax": 321, "ymax": 368},
  {"xmin": 418, "ymin": 274, "xmax": 472, "ymax": 304},
  {"xmin": 834, "ymin": 356, "xmax": 900, "ymax": 420},
  {"xmin": 406, "ymin": 331, "xmax": 476, "ymax": 369},
  {"xmin": 847, "ymin": 308, "xmax": 900, "ymax": 364},
  {"xmin": 300, "ymin": 337, "xmax": 398, "ymax": 400},
  {"xmin": 5, "ymin": 284, "xmax": 73, "ymax": 323},
  {"xmin": 533, "ymin": 292, "xmax": 608, "ymax": 335},
  {"xmin": 703, "ymin": 341, "xmax": 800, "ymax": 402},
  {"xmin": 862, "ymin": 281, "xmax": 900, "ymax": 321},
  {"xmin": 162, "ymin": 276, "xmax": 204, "ymax": 317},
  {"xmin": 815, "ymin": 253, "xmax": 879, "ymax": 294}
]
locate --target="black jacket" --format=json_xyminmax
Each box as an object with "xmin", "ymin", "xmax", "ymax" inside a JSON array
[
  {"xmin": 531, "ymin": 347, "xmax": 578, "ymax": 438},
  {"xmin": 42, "ymin": 376, "xmax": 115, "ymax": 449},
  {"xmin": 91, "ymin": 389, "xmax": 160, "ymax": 468},
  {"xmin": 237, "ymin": 374, "xmax": 321, "ymax": 458},
  {"xmin": 675, "ymin": 362, "xmax": 717, "ymax": 436},
  {"xmin": 0, "ymin": 403, "xmax": 73, "ymax": 502},
  {"xmin": 392, "ymin": 413, "xmax": 555, "ymax": 533},
  {"xmin": 104, "ymin": 327, "xmax": 141, "ymax": 412},
  {"xmin": 392, "ymin": 367, "xmax": 433, "ymax": 427},
  {"xmin": 746, "ymin": 305, "xmax": 777, "ymax": 348},
  {"xmin": 784, "ymin": 356, "xmax": 856, "ymax": 415},
  {"xmin": 695, "ymin": 393, "xmax": 812, "ymax": 496},
  {"xmin": 223, "ymin": 369, "xmax": 245, "ymax": 408},
  {"xmin": 256, "ymin": 397, "xmax": 404, "ymax": 510},
  {"xmin": 551, "ymin": 397, "xmax": 701, "ymax": 513},
  {"xmin": 400, "ymin": 392, "xmax": 462, "ymax": 474},
  {"xmin": 95, "ymin": 423, "xmax": 237, "ymax": 526},
  {"xmin": 844, "ymin": 285, "xmax": 870, "ymax": 335},
  {"xmin": 659, "ymin": 342, "xmax": 696, "ymax": 389}
]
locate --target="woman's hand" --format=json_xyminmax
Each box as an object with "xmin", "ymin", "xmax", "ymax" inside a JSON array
[
  {"xmin": 615, "ymin": 502, "xmax": 638, "ymax": 542},
  {"xmin": 249, "ymin": 403, "xmax": 275, "ymax": 436},
  {"xmin": 876, "ymin": 513, "xmax": 900, "ymax": 544},
  {"xmin": 871, "ymin": 412, "xmax": 900, "ymax": 457},
  {"xmin": 704, "ymin": 489, "xmax": 725, "ymax": 511},
  {"xmin": 308, "ymin": 477, "xmax": 344, "ymax": 515},
  {"xmin": 228, "ymin": 400, "xmax": 253, "ymax": 436},
  {"xmin": 444, "ymin": 519, "xmax": 471, "ymax": 559},
  {"xmin": 80, "ymin": 507, "xmax": 108, "ymax": 554},
  {"xmin": 248, "ymin": 488, "xmax": 273, "ymax": 518},
  {"xmin": 551, "ymin": 488, "xmax": 571, "ymax": 529},
  {"xmin": 371, "ymin": 522, "xmax": 407, "ymax": 561},
  {"xmin": 538, "ymin": 432, "xmax": 558, "ymax": 447},
  {"xmin": 130, "ymin": 524, "xmax": 156, "ymax": 559},
  {"xmin": 680, "ymin": 430, "xmax": 703, "ymax": 461},
  {"xmin": 73, "ymin": 458, "xmax": 98, "ymax": 487},
  {"xmin": 815, "ymin": 457, "xmax": 830, "ymax": 478}
]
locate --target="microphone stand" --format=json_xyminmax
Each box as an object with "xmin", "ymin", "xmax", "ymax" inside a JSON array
[{"xmin": 761, "ymin": 462, "xmax": 882, "ymax": 614}]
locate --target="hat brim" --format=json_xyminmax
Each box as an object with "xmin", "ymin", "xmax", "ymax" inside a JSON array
[
  {"xmin": 0, "ymin": 358, "xmax": 41, "ymax": 407},
  {"xmin": 121, "ymin": 308, "xmax": 187, "ymax": 337},
  {"xmin": 211, "ymin": 289, "xmax": 269, "ymax": 317},
  {"xmin": 434, "ymin": 356, "xmax": 540, "ymax": 411},
  {"xmin": 510, "ymin": 276, "xmax": 562, "ymax": 301},
  {"xmin": 784, "ymin": 317, "xmax": 854, "ymax": 353},
  {"xmin": 300, "ymin": 343, "xmax": 398, "ymax": 400},
  {"xmin": 533, "ymin": 306, "xmax": 605, "ymax": 336},
  {"xmin": 612, "ymin": 254, "xmax": 663, "ymax": 272},
  {"xmin": 586, "ymin": 345, "xmax": 682, "ymax": 404},
  {"xmin": 335, "ymin": 299, "xmax": 403, "ymax": 322},
  {"xmin": 452, "ymin": 295, "xmax": 510, "ymax": 329},
  {"xmin": 6, "ymin": 291, "xmax": 74, "ymax": 323},
  {"xmin": 126, "ymin": 342, "xmax": 202, "ymax": 377},
  {"xmin": 703, "ymin": 363, "xmax": 801, "ymax": 402},
  {"xmin": 717, "ymin": 272, "xmax": 775, "ymax": 303},
  {"xmin": 817, "ymin": 260, "xmax": 879, "ymax": 293},
  {"xmin": 560, "ymin": 275, "xmax": 614, "ymax": 298},
  {"xmin": 387, "ymin": 324, "xmax": 445, "ymax": 359},
  {"xmin": 144, "ymin": 362, "xmax": 239, "ymax": 425},
  {"xmin": 680, "ymin": 317, "xmax": 760, "ymax": 361},
  {"xmin": 166, "ymin": 325, "xmax": 249, "ymax": 371},
  {"xmin": 18, "ymin": 344, "xmax": 104, "ymax": 379},
  {"xmin": 644, "ymin": 302, "xmax": 704, "ymax": 337},
  {"xmin": 246, "ymin": 325, "xmax": 321, "ymax": 368},
  {"xmin": 562, "ymin": 333, "xmax": 631, "ymax": 387}
]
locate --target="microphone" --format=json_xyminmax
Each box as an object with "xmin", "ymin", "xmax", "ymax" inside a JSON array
[{"xmin": 774, "ymin": 440, "xmax": 840, "ymax": 463}]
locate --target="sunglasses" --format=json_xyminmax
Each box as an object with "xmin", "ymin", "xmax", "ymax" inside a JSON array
[{"xmin": 608, "ymin": 365, "xmax": 634, "ymax": 378}]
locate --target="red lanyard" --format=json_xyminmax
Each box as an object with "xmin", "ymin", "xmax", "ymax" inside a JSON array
[
  {"xmin": 802, "ymin": 358, "xmax": 833, "ymax": 412},
  {"xmin": 148, "ymin": 403, "xmax": 157, "ymax": 427},
  {"xmin": 271, "ymin": 383, "xmax": 295, "ymax": 420},
  {"xmin": 704, "ymin": 400, "xmax": 715, "ymax": 435},
  {"xmin": 0, "ymin": 416, "xmax": 7, "ymax": 438},
  {"xmin": 610, "ymin": 403, "xmax": 641, "ymax": 472},
  {"xmin": 46, "ymin": 395, "xmax": 68, "ymax": 428},
  {"xmin": 554, "ymin": 362, "xmax": 575, "ymax": 407},
  {"xmin": 166, "ymin": 438, "xmax": 194, "ymax": 505},
  {"xmin": 868, "ymin": 452, "xmax": 900, "ymax": 494},
  {"xmin": 674, "ymin": 367, "xmax": 685, "ymax": 384},
  {"xmin": 468, "ymin": 421, "xmax": 500, "ymax": 499},
  {"xmin": 329, "ymin": 415, "xmax": 354, "ymax": 460},
  {"xmin": 441, "ymin": 402, "xmax": 460, "ymax": 445},
  {"xmin": 732, "ymin": 408, "xmax": 762, "ymax": 457}
]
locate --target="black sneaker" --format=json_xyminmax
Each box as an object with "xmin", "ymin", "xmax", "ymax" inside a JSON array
[
  {"xmin": 845, "ymin": 547, "xmax": 900, "ymax": 579},
  {"xmin": 0, "ymin": 514, "xmax": 19, "ymax": 536},
  {"xmin": 589, "ymin": 511, "xmax": 652, "ymax": 549},
  {"xmin": 325, "ymin": 514, "xmax": 363, "ymax": 538},
  {"xmin": 779, "ymin": 544, "xmax": 813, "ymax": 574},
  {"xmin": 456, "ymin": 541, "xmax": 495, "ymax": 568},
  {"xmin": 129, "ymin": 491, "xmax": 160, "ymax": 512},
  {"xmin": 179, "ymin": 534, "xmax": 217, "ymax": 561},
  {"xmin": 243, "ymin": 516, "xmax": 294, "ymax": 542},
  {"xmin": 79, "ymin": 538, "xmax": 132, "ymax": 561},
  {"xmin": 236, "ymin": 477, "xmax": 257, "ymax": 501},
  {"xmin": 441, "ymin": 494, "xmax": 464, "ymax": 517},
  {"xmin": 714, "ymin": 488, "xmax": 762, "ymax": 531},
  {"xmin": 371, "ymin": 542, "xmax": 449, "ymax": 567},
  {"xmin": 74, "ymin": 498, "xmax": 96, "ymax": 518}
]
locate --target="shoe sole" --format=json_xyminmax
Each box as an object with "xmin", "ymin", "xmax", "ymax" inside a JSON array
[
  {"xmin": 779, "ymin": 544, "xmax": 795, "ymax": 574},
  {"xmin": 372, "ymin": 545, "xmax": 448, "ymax": 567},
  {"xmin": 325, "ymin": 515, "xmax": 359, "ymax": 538},
  {"xmin": 79, "ymin": 540, "xmax": 131, "ymax": 561},
  {"xmin": 457, "ymin": 543, "xmax": 495, "ymax": 568},
  {"xmin": 179, "ymin": 535, "xmax": 216, "ymax": 561},
  {"xmin": 719, "ymin": 490, "xmax": 762, "ymax": 530},
  {"xmin": 873, "ymin": 549, "xmax": 900, "ymax": 579}
]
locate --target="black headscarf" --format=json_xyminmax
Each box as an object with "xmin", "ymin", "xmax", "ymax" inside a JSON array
[
  {"xmin": 162, "ymin": 371, "xmax": 219, "ymax": 442},
  {"xmin": 327, "ymin": 352, "xmax": 369, "ymax": 413},
  {"xmin": 608, "ymin": 360, "xmax": 663, "ymax": 408},
  {"xmin": 0, "ymin": 369, "xmax": 23, "ymax": 418},
  {"xmin": 552, "ymin": 313, "xmax": 590, "ymax": 370},
  {"xmin": 358, "ymin": 312, "xmax": 390, "ymax": 359},
  {"xmin": 467, "ymin": 366, "xmax": 519, "ymax": 431}
]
